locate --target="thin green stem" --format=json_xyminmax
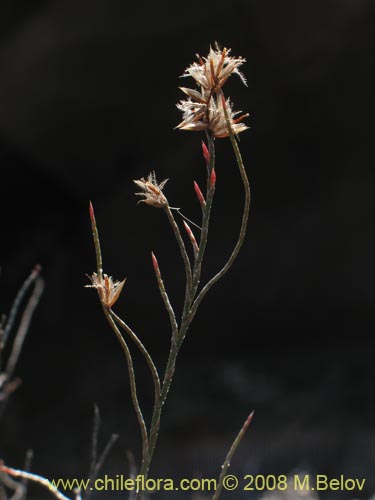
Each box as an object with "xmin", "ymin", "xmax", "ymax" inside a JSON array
[
  {"xmin": 102, "ymin": 307, "xmax": 149, "ymax": 462},
  {"xmin": 178, "ymin": 134, "xmax": 216, "ymax": 347},
  {"xmin": 89, "ymin": 203, "xmax": 148, "ymax": 468},
  {"xmin": 110, "ymin": 310, "xmax": 161, "ymax": 402},
  {"xmin": 164, "ymin": 205, "xmax": 192, "ymax": 296},
  {"xmin": 138, "ymin": 137, "xmax": 218, "ymax": 488},
  {"xmin": 137, "ymin": 337, "xmax": 179, "ymax": 490},
  {"xmin": 89, "ymin": 202, "xmax": 103, "ymax": 280},
  {"xmin": 151, "ymin": 256, "xmax": 179, "ymax": 339}
]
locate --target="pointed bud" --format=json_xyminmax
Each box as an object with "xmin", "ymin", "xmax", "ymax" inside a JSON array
[
  {"xmin": 193, "ymin": 181, "xmax": 206, "ymax": 208},
  {"xmin": 89, "ymin": 201, "xmax": 96, "ymax": 224},
  {"xmin": 183, "ymin": 221, "xmax": 199, "ymax": 255},
  {"xmin": 209, "ymin": 168, "xmax": 216, "ymax": 188},
  {"xmin": 244, "ymin": 410, "xmax": 255, "ymax": 430},
  {"xmin": 151, "ymin": 252, "xmax": 160, "ymax": 275},
  {"xmin": 201, "ymin": 141, "xmax": 210, "ymax": 166}
]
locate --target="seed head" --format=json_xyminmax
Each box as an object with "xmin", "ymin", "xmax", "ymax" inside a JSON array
[
  {"xmin": 86, "ymin": 273, "xmax": 126, "ymax": 308},
  {"xmin": 176, "ymin": 44, "xmax": 248, "ymax": 138},
  {"xmin": 181, "ymin": 45, "xmax": 247, "ymax": 94},
  {"xmin": 177, "ymin": 95, "xmax": 248, "ymax": 138},
  {"xmin": 134, "ymin": 171, "xmax": 169, "ymax": 208}
]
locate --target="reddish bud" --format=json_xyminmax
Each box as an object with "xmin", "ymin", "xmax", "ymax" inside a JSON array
[
  {"xmin": 89, "ymin": 201, "xmax": 96, "ymax": 224},
  {"xmin": 183, "ymin": 221, "xmax": 199, "ymax": 254},
  {"xmin": 193, "ymin": 181, "xmax": 206, "ymax": 208},
  {"xmin": 244, "ymin": 410, "xmax": 255, "ymax": 430},
  {"xmin": 221, "ymin": 92, "xmax": 227, "ymax": 108},
  {"xmin": 151, "ymin": 252, "xmax": 160, "ymax": 274},
  {"xmin": 209, "ymin": 168, "xmax": 216, "ymax": 188},
  {"xmin": 201, "ymin": 141, "xmax": 210, "ymax": 166}
]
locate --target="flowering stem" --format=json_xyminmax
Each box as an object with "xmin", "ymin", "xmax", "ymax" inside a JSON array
[
  {"xmin": 178, "ymin": 133, "xmax": 216, "ymax": 348},
  {"xmin": 89, "ymin": 204, "xmax": 149, "ymax": 469},
  {"xmin": 136, "ymin": 136, "xmax": 217, "ymax": 494},
  {"xmin": 190, "ymin": 93, "xmax": 251, "ymax": 318},
  {"xmin": 140, "ymin": 104, "xmax": 250, "ymax": 490}
]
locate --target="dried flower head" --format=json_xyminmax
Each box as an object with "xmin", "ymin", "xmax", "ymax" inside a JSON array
[
  {"xmin": 176, "ymin": 44, "xmax": 249, "ymax": 138},
  {"xmin": 134, "ymin": 171, "xmax": 169, "ymax": 208},
  {"xmin": 181, "ymin": 44, "xmax": 247, "ymax": 94},
  {"xmin": 86, "ymin": 273, "xmax": 126, "ymax": 308},
  {"xmin": 177, "ymin": 95, "xmax": 248, "ymax": 138}
]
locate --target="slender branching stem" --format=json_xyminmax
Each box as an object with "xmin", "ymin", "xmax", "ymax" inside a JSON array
[
  {"xmin": 189, "ymin": 134, "xmax": 216, "ymax": 297},
  {"xmin": 89, "ymin": 204, "xmax": 148, "ymax": 467},
  {"xmin": 164, "ymin": 205, "xmax": 192, "ymax": 297},
  {"xmin": 110, "ymin": 311, "xmax": 161, "ymax": 402},
  {"xmin": 2, "ymin": 266, "xmax": 42, "ymax": 346},
  {"xmin": 102, "ymin": 307, "xmax": 149, "ymax": 462},
  {"xmin": 85, "ymin": 405, "xmax": 118, "ymax": 500},
  {"xmin": 191, "ymin": 92, "xmax": 251, "ymax": 318},
  {"xmin": 5, "ymin": 276, "xmax": 44, "ymax": 381}
]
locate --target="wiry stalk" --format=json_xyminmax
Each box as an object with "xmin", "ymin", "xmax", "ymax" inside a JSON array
[
  {"xmin": 151, "ymin": 253, "xmax": 179, "ymax": 340},
  {"xmin": 136, "ymin": 114, "xmax": 251, "ymax": 496},
  {"xmin": 110, "ymin": 311, "xmax": 161, "ymax": 402},
  {"xmin": 164, "ymin": 205, "xmax": 192, "ymax": 296},
  {"xmin": 135, "ymin": 135, "xmax": 217, "ymax": 495},
  {"xmin": 92, "ymin": 48, "xmax": 252, "ymax": 500},
  {"xmin": 89, "ymin": 203, "xmax": 149, "ymax": 468},
  {"xmin": 0, "ymin": 465, "xmax": 69, "ymax": 500},
  {"xmin": 212, "ymin": 412, "xmax": 254, "ymax": 500},
  {"xmin": 103, "ymin": 302, "xmax": 149, "ymax": 463}
]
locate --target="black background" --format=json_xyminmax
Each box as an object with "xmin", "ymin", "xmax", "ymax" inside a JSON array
[{"xmin": 1, "ymin": 0, "xmax": 375, "ymax": 498}]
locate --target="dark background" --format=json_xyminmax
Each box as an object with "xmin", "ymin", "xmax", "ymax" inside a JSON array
[{"xmin": 1, "ymin": 0, "xmax": 375, "ymax": 498}]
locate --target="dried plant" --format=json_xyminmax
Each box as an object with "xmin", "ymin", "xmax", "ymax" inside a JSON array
[
  {"xmin": 0, "ymin": 266, "xmax": 44, "ymax": 500},
  {"xmin": 0, "ymin": 266, "xmax": 44, "ymax": 418}
]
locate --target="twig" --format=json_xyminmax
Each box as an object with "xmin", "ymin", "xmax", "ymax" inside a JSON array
[
  {"xmin": 0, "ymin": 470, "xmax": 26, "ymax": 500},
  {"xmin": 86, "ymin": 404, "xmax": 119, "ymax": 500},
  {"xmin": 212, "ymin": 411, "xmax": 254, "ymax": 500},
  {"xmin": 5, "ymin": 276, "xmax": 44, "ymax": 381},
  {"xmin": 2, "ymin": 266, "xmax": 42, "ymax": 346},
  {"xmin": 90, "ymin": 434, "xmax": 118, "ymax": 488},
  {"xmin": 0, "ymin": 465, "xmax": 70, "ymax": 500}
]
